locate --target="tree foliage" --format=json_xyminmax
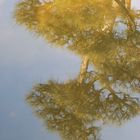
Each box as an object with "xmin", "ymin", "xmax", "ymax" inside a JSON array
[{"xmin": 14, "ymin": 0, "xmax": 140, "ymax": 140}]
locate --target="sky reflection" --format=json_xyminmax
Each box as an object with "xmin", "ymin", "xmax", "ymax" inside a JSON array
[{"xmin": 1, "ymin": 0, "xmax": 140, "ymax": 140}]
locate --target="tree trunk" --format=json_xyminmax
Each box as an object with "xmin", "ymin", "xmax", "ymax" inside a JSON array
[
  {"xmin": 114, "ymin": 0, "xmax": 135, "ymax": 31},
  {"xmin": 126, "ymin": 0, "xmax": 131, "ymax": 9},
  {"xmin": 79, "ymin": 56, "xmax": 89, "ymax": 83}
]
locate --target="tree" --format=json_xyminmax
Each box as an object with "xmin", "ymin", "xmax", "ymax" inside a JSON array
[
  {"xmin": 27, "ymin": 43, "xmax": 140, "ymax": 139},
  {"xmin": 26, "ymin": 69, "xmax": 140, "ymax": 140},
  {"xmin": 14, "ymin": 0, "xmax": 140, "ymax": 139}
]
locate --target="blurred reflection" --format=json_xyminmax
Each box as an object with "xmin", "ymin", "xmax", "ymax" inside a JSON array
[{"xmin": 15, "ymin": 0, "xmax": 140, "ymax": 140}]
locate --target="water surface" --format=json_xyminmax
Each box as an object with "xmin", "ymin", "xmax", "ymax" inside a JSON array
[{"xmin": 1, "ymin": 0, "xmax": 140, "ymax": 140}]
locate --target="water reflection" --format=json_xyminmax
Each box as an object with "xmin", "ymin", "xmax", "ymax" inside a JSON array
[{"xmin": 14, "ymin": 0, "xmax": 140, "ymax": 140}]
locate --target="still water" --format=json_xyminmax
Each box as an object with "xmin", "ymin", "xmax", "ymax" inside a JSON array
[{"xmin": 1, "ymin": 0, "xmax": 140, "ymax": 140}]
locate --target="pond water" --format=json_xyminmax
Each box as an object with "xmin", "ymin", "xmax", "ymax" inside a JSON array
[{"xmin": 0, "ymin": 0, "xmax": 140, "ymax": 140}]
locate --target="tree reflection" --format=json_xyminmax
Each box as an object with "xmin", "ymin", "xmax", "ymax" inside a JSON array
[
  {"xmin": 14, "ymin": 0, "xmax": 140, "ymax": 140},
  {"xmin": 14, "ymin": 0, "xmax": 140, "ymax": 53},
  {"xmin": 27, "ymin": 80, "xmax": 101, "ymax": 140},
  {"xmin": 27, "ymin": 70, "xmax": 140, "ymax": 140}
]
